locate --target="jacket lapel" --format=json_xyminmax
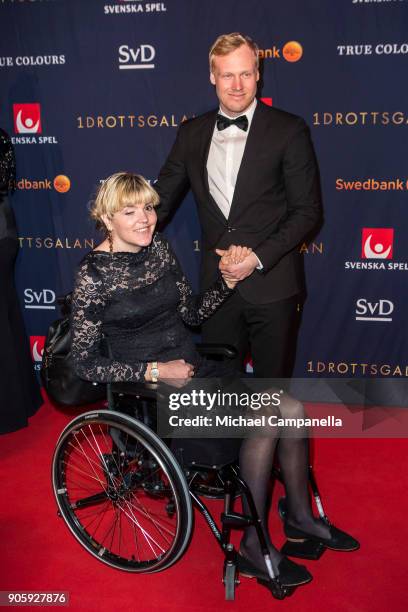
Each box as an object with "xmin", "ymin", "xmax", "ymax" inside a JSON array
[
  {"xmin": 199, "ymin": 110, "xmax": 227, "ymax": 224},
  {"xmin": 200, "ymin": 110, "xmax": 217, "ymax": 190},
  {"xmin": 228, "ymin": 102, "xmax": 266, "ymax": 222}
]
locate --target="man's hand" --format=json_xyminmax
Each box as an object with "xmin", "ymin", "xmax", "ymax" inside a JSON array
[
  {"xmin": 216, "ymin": 245, "xmax": 258, "ymax": 285},
  {"xmin": 216, "ymin": 245, "xmax": 256, "ymax": 287},
  {"xmin": 216, "ymin": 245, "xmax": 252, "ymax": 265}
]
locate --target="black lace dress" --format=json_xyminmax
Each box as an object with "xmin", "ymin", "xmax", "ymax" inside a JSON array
[
  {"xmin": 72, "ymin": 232, "xmax": 242, "ymax": 465},
  {"xmin": 71, "ymin": 232, "xmax": 234, "ymax": 382},
  {"xmin": 0, "ymin": 129, "xmax": 42, "ymax": 434}
]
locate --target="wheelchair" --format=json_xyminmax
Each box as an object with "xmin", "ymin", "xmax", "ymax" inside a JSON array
[{"xmin": 52, "ymin": 346, "xmax": 329, "ymax": 601}]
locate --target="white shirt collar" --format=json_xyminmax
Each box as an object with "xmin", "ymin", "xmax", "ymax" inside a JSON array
[{"xmin": 218, "ymin": 98, "xmax": 257, "ymax": 130}]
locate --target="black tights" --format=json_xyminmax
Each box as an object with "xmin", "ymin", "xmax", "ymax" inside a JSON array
[{"xmin": 239, "ymin": 395, "xmax": 331, "ymax": 572}]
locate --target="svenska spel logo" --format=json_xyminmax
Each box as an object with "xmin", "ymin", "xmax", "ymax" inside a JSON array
[
  {"xmin": 361, "ymin": 228, "xmax": 394, "ymax": 260},
  {"xmin": 30, "ymin": 336, "xmax": 45, "ymax": 362},
  {"xmin": 13, "ymin": 103, "xmax": 42, "ymax": 134}
]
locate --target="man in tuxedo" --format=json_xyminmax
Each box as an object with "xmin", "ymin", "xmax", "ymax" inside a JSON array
[{"xmin": 156, "ymin": 32, "xmax": 321, "ymax": 378}]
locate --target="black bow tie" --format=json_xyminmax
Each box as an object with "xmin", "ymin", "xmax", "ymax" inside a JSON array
[{"xmin": 216, "ymin": 113, "xmax": 248, "ymax": 132}]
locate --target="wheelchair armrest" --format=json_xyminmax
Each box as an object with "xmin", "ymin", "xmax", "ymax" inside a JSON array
[
  {"xmin": 109, "ymin": 381, "xmax": 158, "ymax": 400},
  {"xmin": 109, "ymin": 344, "xmax": 236, "ymax": 402},
  {"xmin": 196, "ymin": 343, "xmax": 237, "ymax": 359}
]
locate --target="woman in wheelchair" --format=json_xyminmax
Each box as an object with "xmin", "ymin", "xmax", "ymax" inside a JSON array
[{"xmin": 68, "ymin": 171, "xmax": 358, "ymax": 594}]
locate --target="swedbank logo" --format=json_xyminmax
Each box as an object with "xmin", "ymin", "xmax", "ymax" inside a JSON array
[
  {"xmin": 258, "ymin": 41, "xmax": 303, "ymax": 62},
  {"xmin": 53, "ymin": 175, "xmax": 71, "ymax": 192},
  {"xmin": 14, "ymin": 175, "xmax": 71, "ymax": 192},
  {"xmin": 336, "ymin": 178, "xmax": 408, "ymax": 191}
]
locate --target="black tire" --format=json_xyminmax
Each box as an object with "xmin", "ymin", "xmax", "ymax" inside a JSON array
[
  {"xmin": 224, "ymin": 563, "xmax": 237, "ymax": 601},
  {"xmin": 52, "ymin": 410, "xmax": 193, "ymax": 572}
]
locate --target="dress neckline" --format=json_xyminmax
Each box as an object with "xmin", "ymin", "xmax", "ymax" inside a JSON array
[{"xmin": 89, "ymin": 248, "xmax": 149, "ymax": 263}]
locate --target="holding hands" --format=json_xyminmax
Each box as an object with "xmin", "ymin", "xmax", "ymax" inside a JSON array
[
  {"xmin": 216, "ymin": 244, "xmax": 259, "ymax": 288},
  {"xmin": 145, "ymin": 245, "xmax": 259, "ymax": 386}
]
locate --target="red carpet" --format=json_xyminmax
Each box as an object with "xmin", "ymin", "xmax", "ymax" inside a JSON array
[{"xmin": 0, "ymin": 398, "xmax": 406, "ymax": 611}]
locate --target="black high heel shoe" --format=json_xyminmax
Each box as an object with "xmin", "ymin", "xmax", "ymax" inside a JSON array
[
  {"xmin": 284, "ymin": 521, "xmax": 360, "ymax": 552},
  {"xmin": 237, "ymin": 552, "xmax": 313, "ymax": 587}
]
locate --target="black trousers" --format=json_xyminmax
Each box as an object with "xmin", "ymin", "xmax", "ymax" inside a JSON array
[{"xmin": 202, "ymin": 291, "xmax": 300, "ymax": 378}]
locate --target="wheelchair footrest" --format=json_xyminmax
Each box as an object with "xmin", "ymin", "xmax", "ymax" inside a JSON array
[
  {"xmin": 221, "ymin": 511, "xmax": 253, "ymax": 528},
  {"xmin": 256, "ymin": 577, "xmax": 293, "ymax": 600},
  {"xmin": 281, "ymin": 538, "xmax": 326, "ymax": 560}
]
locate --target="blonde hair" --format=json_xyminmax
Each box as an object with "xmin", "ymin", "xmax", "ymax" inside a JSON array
[
  {"xmin": 209, "ymin": 32, "xmax": 259, "ymax": 72},
  {"xmin": 90, "ymin": 172, "xmax": 159, "ymax": 230}
]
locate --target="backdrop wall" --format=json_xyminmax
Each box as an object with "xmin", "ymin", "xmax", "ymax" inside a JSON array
[{"xmin": 1, "ymin": 0, "xmax": 407, "ymax": 383}]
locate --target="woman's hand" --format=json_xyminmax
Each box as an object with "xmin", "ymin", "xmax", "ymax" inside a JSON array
[
  {"xmin": 216, "ymin": 244, "xmax": 252, "ymax": 265},
  {"xmin": 216, "ymin": 245, "xmax": 253, "ymax": 288},
  {"xmin": 146, "ymin": 359, "xmax": 194, "ymax": 388}
]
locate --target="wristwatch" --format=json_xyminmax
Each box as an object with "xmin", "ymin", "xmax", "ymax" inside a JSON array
[{"xmin": 150, "ymin": 362, "xmax": 159, "ymax": 383}]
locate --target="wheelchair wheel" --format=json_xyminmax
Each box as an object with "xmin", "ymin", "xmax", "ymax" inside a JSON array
[
  {"xmin": 52, "ymin": 410, "xmax": 193, "ymax": 572},
  {"xmin": 224, "ymin": 562, "xmax": 237, "ymax": 601}
]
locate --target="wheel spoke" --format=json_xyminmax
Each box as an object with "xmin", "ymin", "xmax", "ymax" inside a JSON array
[
  {"xmin": 126, "ymin": 494, "xmax": 175, "ymax": 541},
  {"xmin": 79, "ymin": 499, "xmax": 113, "ymax": 534},
  {"xmin": 62, "ymin": 457, "xmax": 106, "ymax": 487},
  {"xmin": 71, "ymin": 431, "xmax": 109, "ymax": 491},
  {"xmin": 118, "ymin": 497, "xmax": 167, "ymax": 557},
  {"xmin": 53, "ymin": 415, "xmax": 191, "ymax": 570}
]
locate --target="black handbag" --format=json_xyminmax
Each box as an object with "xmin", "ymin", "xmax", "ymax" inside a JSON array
[{"xmin": 41, "ymin": 294, "xmax": 106, "ymax": 407}]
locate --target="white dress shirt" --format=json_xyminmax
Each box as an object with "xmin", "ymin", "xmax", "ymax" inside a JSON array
[
  {"xmin": 207, "ymin": 98, "xmax": 257, "ymax": 219},
  {"xmin": 207, "ymin": 98, "xmax": 263, "ymax": 268}
]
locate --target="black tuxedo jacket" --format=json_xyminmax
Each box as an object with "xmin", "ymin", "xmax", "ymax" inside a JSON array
[{"xmin": 155, "ymin": 101, "xmax": 322, "ymax": 304}]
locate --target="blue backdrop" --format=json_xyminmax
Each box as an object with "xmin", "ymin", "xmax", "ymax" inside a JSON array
[{"xmin": 1, "ymin": 0, "xmax": 407, "ymax": 383}]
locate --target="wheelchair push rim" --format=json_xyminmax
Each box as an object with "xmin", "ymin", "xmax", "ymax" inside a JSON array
[{"xmin": 52, "ymin": 410, "xmax": 193, "ymax": 573}]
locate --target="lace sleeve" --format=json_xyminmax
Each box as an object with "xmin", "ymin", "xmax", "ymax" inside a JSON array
[
  {"xmin": 155, "ymin": 234, "xmax": 234, "ymax": 327},
  {"xmin": 71, "ymin": 258, "xmax": 148, "ymax": 383}
]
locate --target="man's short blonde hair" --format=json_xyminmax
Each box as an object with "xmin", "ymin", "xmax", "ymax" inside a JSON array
[
  {"xmin": 90, "ymin": 172, "xmax": 159, "ymax": 230},
  {"xmin": 209, "ymin": 32, "xmax": 259, "ymax": 72}
]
